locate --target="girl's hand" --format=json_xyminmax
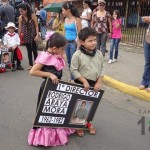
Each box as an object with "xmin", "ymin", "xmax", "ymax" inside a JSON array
[
  {"xmin": 50, "ymin": 74, "xmax": 59, "ymax": 84},
  {"xmin": 34, "ymin": 35, "xmax": 39, "ymax": 41},
  {"xmin": 115, "ymin": 21, "xmax": 120, "ymax": 28},
  {"xmin": 83, "ymin": 81, "xmax": 90, "ymax": 91},
  {"xmin": 94, "ymin": 82, "xmax": 101, "ymax": 91}
]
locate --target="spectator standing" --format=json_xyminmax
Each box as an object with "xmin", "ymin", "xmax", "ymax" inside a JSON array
[
  {"xmin": 139, "ymin": 16, "xmax": 150, "ymax": 92},
  {"xmin": 62, "ymin": 3, "xmax": 82, "ymax": 81},
  {"xmin": 0, "ymin": 0, "xmax": 14, "ymax": 39},
  {"xmin": 47, "ymin": 12, "xmax": 57, "ymax": 30},
  {"xmin": 108, "ymin": 10, "xmax": 122, "ymax": 64},
  {"xmin": 80, "ymin": 0, "xmax": 92, "ymax": 29},
  {"xmin": 39, "ymin": 4, "xmax": 47, "ymax": 39},
  {"xmin": 18, "ymin": 3, "xmax": 39, "ymax": 70},
  {"xmin": 52, "ymin": 13, "xmax": 64, "ymax": 35},
  {"xmin": 91, "ymin": 0, "xmax": 112, "ymax": 56}
]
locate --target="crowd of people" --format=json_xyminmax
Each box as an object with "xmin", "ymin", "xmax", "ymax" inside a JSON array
[{"xmin": 0, "ymin": 0, "xmax": 150, "ymax": 148}]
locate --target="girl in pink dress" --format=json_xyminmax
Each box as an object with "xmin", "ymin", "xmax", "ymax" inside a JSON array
[{"xmin": 28, "ymin": 32, "xmax": 75, "ymax": 147}]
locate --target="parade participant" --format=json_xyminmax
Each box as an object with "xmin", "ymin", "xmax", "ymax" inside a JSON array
[
  {"xmin": 28, "ymin": 32, "xmax": 75, "ymax": 147},
  {"xmin": 62, "ymin": 3, "xmax": 82, "ymax": 82},
  {"xmin": 18, "ymin": 3, "xmax": 39, "ymax": 70},
  {"xmin": 91, "ymin": 0, "xmax": 112, "ymax": 56},
  {"xmin": 108, "ymin": 10, "xmax": 122, "ymax": 64},
  {"xmin": 70, "ymin": 27, "xmax": 104, "ymax": 136},
  {"xmin": 139, "ymin": 16, "xmax": 150, "ymax": 92},
  {"xmin": 3, "ymin": 22, "xmax": 24, "ymax": 71},
  {"xmin": 52, "ymin": 13, "xmax": 65, "ymax": 35}
]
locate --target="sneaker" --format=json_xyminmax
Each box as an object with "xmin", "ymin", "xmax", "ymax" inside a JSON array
[
  {"xmin": 112, "ymin": 59, "xmax": 117, "ymax": 63},
  {"xmin": 17, "ymin": 65, "xmax": 24, "ymax": 70},
  {"xmin": 108, "ymin": 59, "xmax": 112, "ymax": 64},
  {"xmin": 12, "ymin": 68, "xmax": 16, "ymax": 72}
]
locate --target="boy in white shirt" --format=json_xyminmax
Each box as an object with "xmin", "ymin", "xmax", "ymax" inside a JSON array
[{"xmin": 3, "ymin": 22, "xmax": 24, "ymax": 71}]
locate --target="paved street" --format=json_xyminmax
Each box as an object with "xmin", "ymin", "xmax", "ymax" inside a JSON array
[{"xmin": 0, "ymin": 45, "xmax": 150, "ymax": 150}]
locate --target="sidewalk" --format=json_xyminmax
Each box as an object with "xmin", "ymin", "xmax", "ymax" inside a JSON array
[
  {"xmin": 102, "ymin": 42, "xmax": 150, "ymax": 101},
  {"xmin": 63, "ymin": 42, "xmax": 150, "ymax": 101}
]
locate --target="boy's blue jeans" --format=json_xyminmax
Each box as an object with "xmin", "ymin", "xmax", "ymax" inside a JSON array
[
  {"xmin": 109, "ymin": 38, "xmax": 121, "ymax": 60},
  {"xmin": 65, "ymin": 42, "xmax": 77, "ymax": 80},
  {"xmin": 141, "ymin": 41, "xmax": 150, "ymax": 87}
]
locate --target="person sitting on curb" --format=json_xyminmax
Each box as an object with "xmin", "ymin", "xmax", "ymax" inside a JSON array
[{"xmin": 3, "ymin": 22, "xmax": 24, "ymax": 71}]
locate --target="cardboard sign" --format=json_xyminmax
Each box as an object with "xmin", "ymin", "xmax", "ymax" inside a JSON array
[
  {"xmin": 0, "ymin": 48, "xmax": 13, "ymax": 69},
  {"xmin": 33, "ymin": 78, "xmax": 104, "ymax": 129}
]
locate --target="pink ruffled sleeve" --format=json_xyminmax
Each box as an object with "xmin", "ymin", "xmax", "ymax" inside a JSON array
[{"xmin": 35, "ymin": 51, "xmax": 65, "ymax": 71}]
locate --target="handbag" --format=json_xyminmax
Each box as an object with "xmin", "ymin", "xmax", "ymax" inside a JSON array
[
  {"xmin": 36, "ymin": 36, "xmax": 46, "ymax": 51},
  {"xmin": 145, "ymin": 27, "xmax": 150, "ymax": 44}
]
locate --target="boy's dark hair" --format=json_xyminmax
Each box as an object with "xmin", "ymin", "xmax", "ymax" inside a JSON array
[
  {"xmin": 3, "ymin": 52, "xmax": 9, "ymax": 57},
  {"xmin": 113, "ymin": 10, "xmax": 120, "ymax": 19},
  {"xmin": 46, "ymin": 33, "xmax": 67, "ymax": 49},
  {"xmin": 78, "ymin": 27, "xmax": 97, "ymax": 41},
  {"xmin": 81, "ymin": 101, "xmax": 86, "ymax": 106}
]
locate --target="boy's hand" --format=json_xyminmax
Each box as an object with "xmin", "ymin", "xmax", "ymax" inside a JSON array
[
  {"xmin": 50, "ymin": 74, "xmax": 59, "ymax": 84},
  {"xmin": 12, "ymin": 46, "xmax": 17, "ymax": 50},
  {"xmin": 83, "ymin": 80, "xmax": 90, "ymax": 91},
  {"xmin": 94, "ymin": 82, "xmax": 101, "ymax": 91}
]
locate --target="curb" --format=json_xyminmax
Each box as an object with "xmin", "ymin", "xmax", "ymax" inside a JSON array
[{"xmin": 102, "ymin": 75, "xmax": 150, "ymax": 102}]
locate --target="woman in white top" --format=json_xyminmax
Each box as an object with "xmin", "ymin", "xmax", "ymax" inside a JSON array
[{"xmin": 80, "ymin": 0, "xmax": 92, "ymax": 29}]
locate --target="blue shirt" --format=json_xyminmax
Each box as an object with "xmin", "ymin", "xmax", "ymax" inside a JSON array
[
  {"xmin": 64, "ymin": 22, "xmax": 77, "ymax": 41},
  {"xmin": 39, "ymin": 9, "xmax": 47, "ymax": 21}
]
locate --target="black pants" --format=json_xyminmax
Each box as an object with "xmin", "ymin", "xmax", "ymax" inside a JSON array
[
  {"xmin": 25, "ymin": 41, "xmax": 38, "ymax": 66},
  {"xmin": 12, "ymin": 49, "xmax": 21, "ymax": 68}
]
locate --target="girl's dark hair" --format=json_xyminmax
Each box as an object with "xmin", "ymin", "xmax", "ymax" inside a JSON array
[
  {"xmin": 113, "ymin": 10, "xmax": 120, "ymax": 19},
  {"xmin": 78, "ymin": 27, "xmax": 97, "ymax": 41},
  {"xmin": 18, "ymin": 3, "xmax": 32, "ymax": 22},
  {"xmin": 46, "ymin": 33, "xmax": 67, "ymax": 49},
  {"xmin": 62, "ymin": 3, "xmax": 80, "ymax": 18},
  {"xmin": 81, "ymin": 101, "xmax": 86, "ymax": 106},
  {"xmin": 83, "ymin": 0, "xmax": 92, "ymax": 8}
]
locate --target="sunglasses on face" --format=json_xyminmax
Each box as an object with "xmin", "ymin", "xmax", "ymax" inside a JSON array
[{"xmin": 98, "ymin": 4, "xmax": 105, "ymax": 6}]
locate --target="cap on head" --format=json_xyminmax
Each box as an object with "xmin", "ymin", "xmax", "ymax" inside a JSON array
[{"xmin": 98, "ymin": 0, "xmax": 106, "ymax": 4}]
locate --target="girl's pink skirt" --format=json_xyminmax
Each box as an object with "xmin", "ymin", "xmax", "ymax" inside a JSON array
[{"xmin": 28, "ymin": 127, "xmax": 75, "ymax": 147}]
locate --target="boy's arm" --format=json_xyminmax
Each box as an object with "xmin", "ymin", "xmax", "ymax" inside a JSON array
[
  {"xmin": 94, "ymin": 76, "xmax": 103, "ymax": 91},
  {"xmin": 94, "ymin": 53, "xmax": 105, "ymax": 91},
  {"xmin": 70, "ymin": 52, "xmax": 81, "ymax": 80},
  {"xmin": 12, "ymin": 34, "xmax": 20, "ymax": 50},
  {"xmin": 3, "ymin": 35, "xmax": 8, "ymax": 46}
]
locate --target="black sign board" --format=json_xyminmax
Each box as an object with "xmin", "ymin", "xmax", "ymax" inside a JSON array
[
  {"xmin": 33, "ymin": 78, "xmax": 104, "ymax": 129},
  {"xmin": 0, "ymin": 48, "xmax": 13, "ymax": 69}
]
